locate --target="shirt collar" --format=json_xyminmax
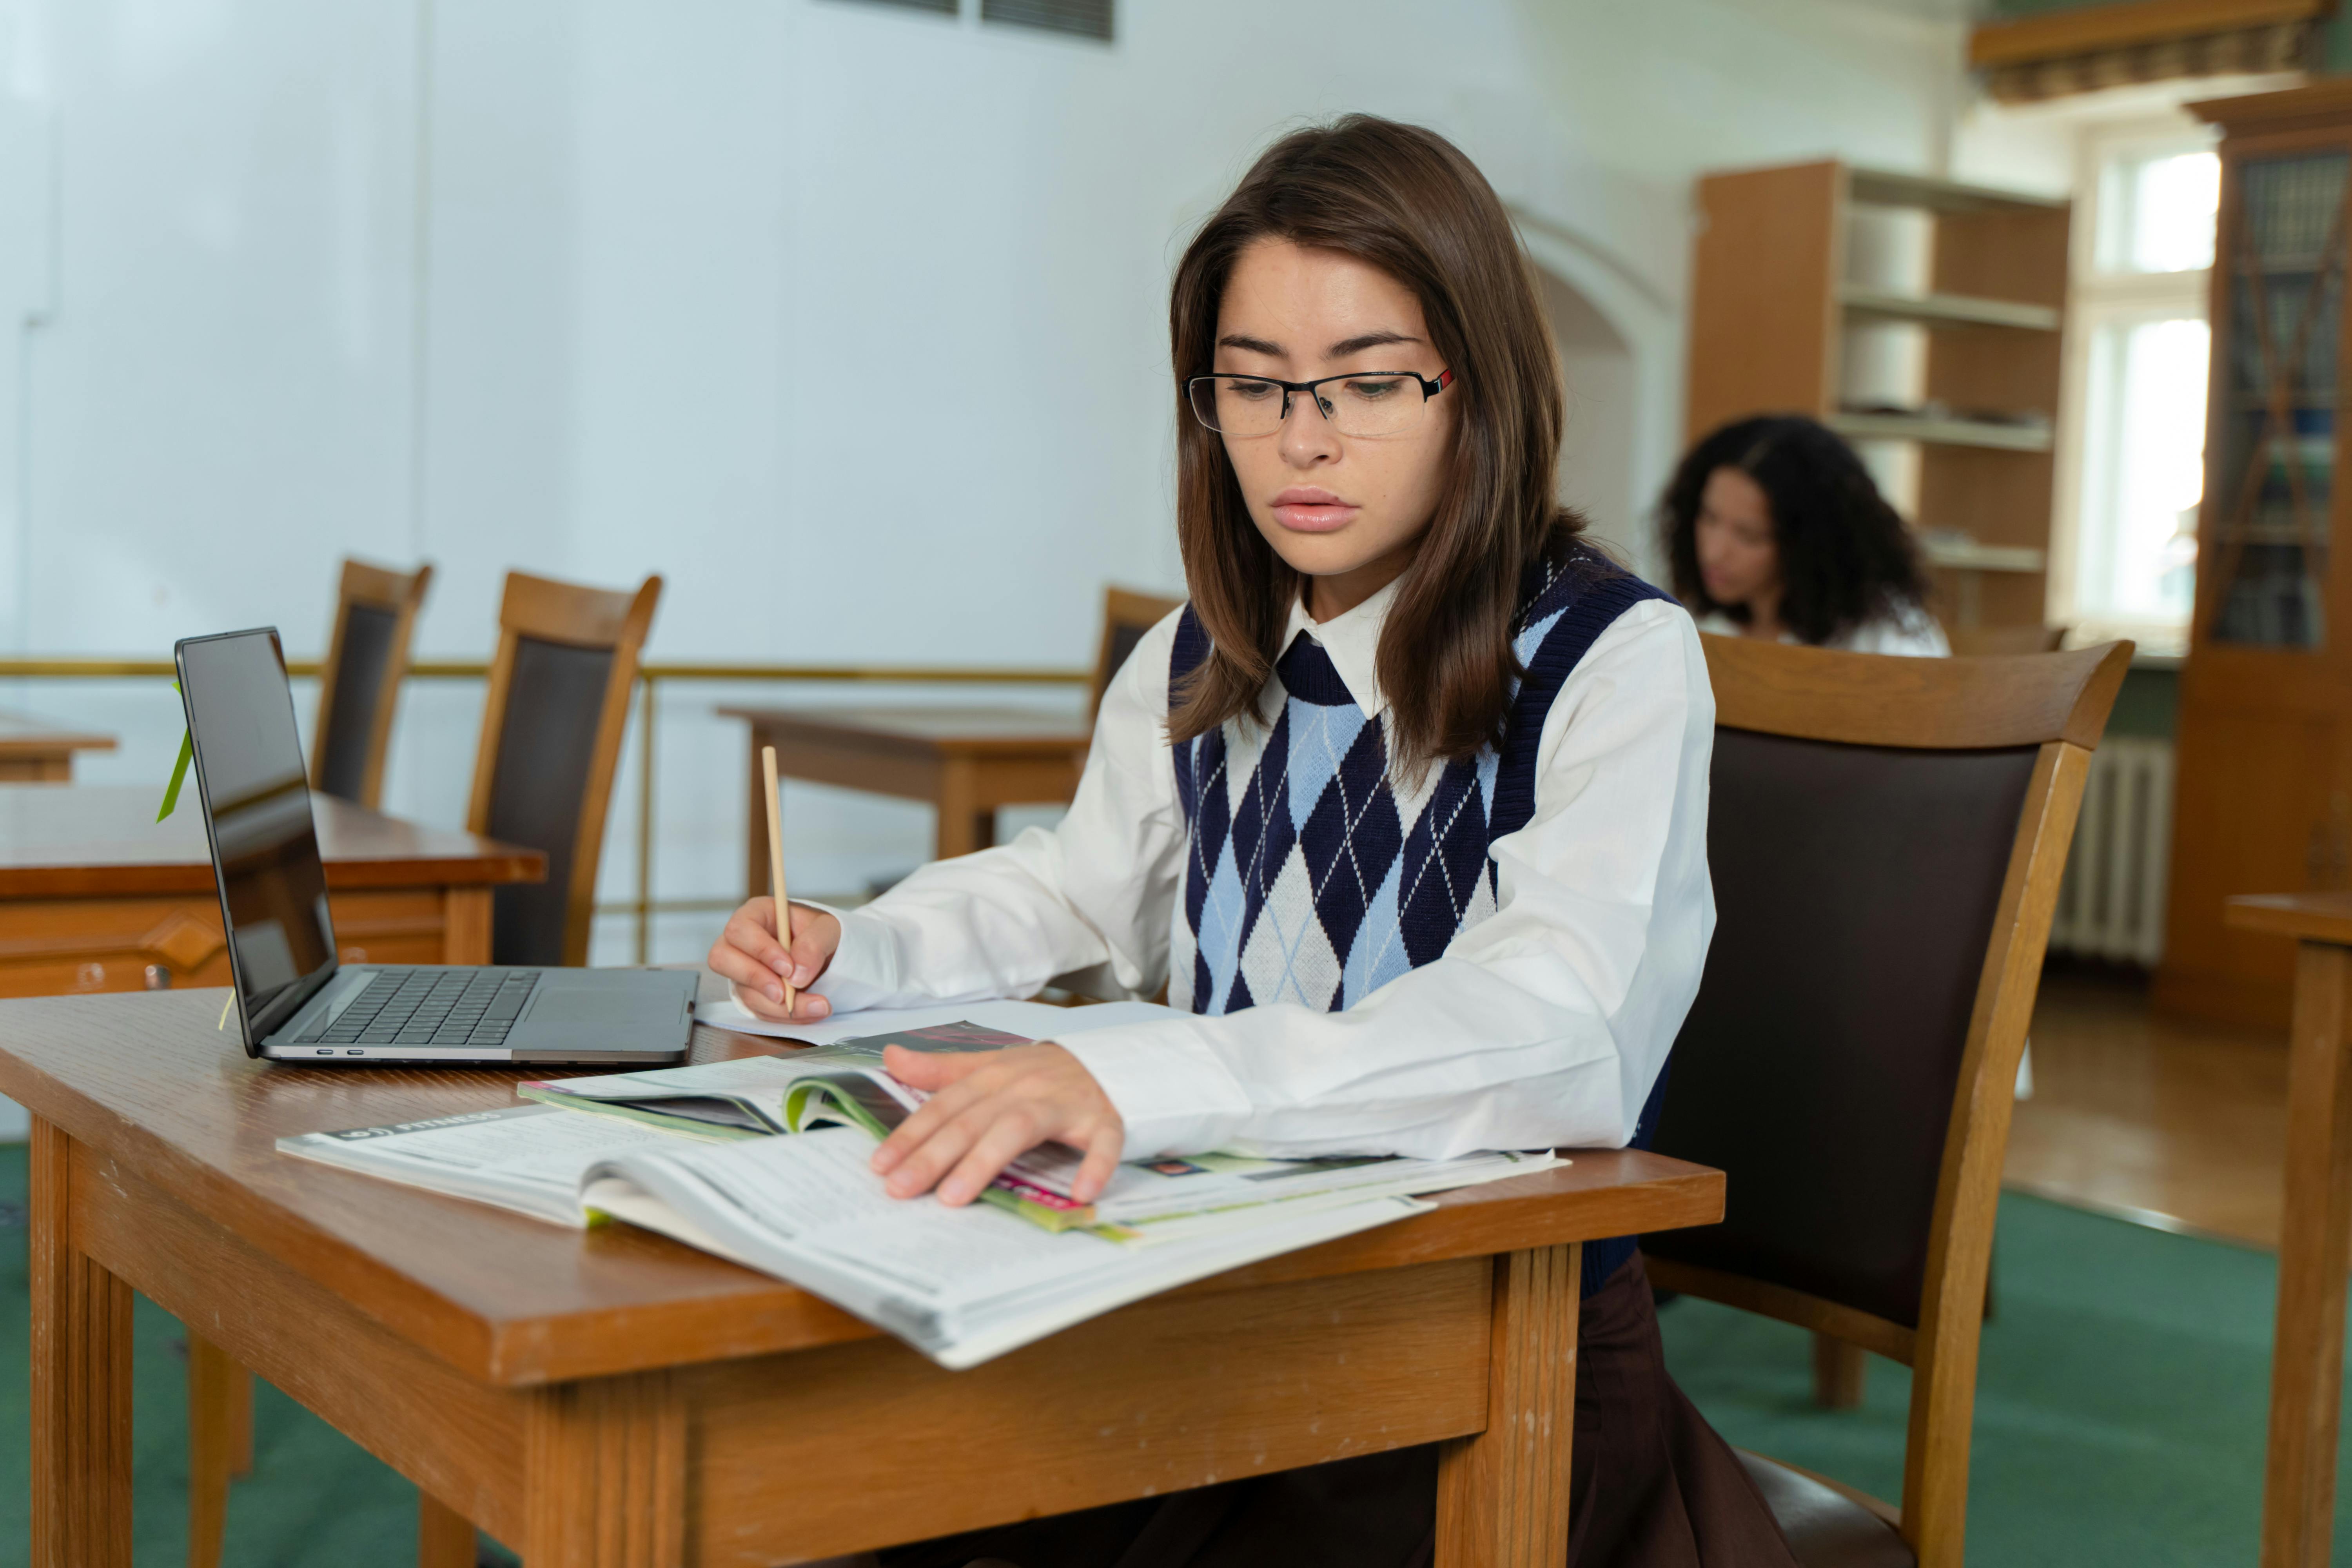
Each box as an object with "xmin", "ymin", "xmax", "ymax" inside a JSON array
[{"xmin": 1281, "ymin": 576, "xmax": 1401, "ymax": 719}]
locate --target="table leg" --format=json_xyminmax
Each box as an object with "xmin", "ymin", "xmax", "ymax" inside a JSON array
[
  {"xmin": 444, "ymin": 887, "xmax": 494, "ymax": 966},
  {"xmin": 28, "ymin": 1114, "xmax": 134, "ymax": 1568},
  {"xmin": 419, "ymin": 1490, "xmax": 477, "ymax": 1568},
  {"xmin": 1435, "ymin": 1242, "xmax": 1582, "ymax": 1568},
  {"xmin": 2262, "ymin": 941, "xmax": 2352, "ymax": 1568},
  {"xmin": 187, "ymin": 1334, "xmax": 245, "ymax": 1568},
  {"xmin": 1811, "ymin": 1332, "xmax": 1867, "ymax": 1409},
  {"xmin": 523, "ymin": 1372, "xmax": 686, "ymax": 1567},
  {"xmin": 229, "ymin": 1363, "xmax": 253, "ymax": 1476},
  {"xmin": 935, "ymin": 758, "xmax": 991, "ymax": 861}
]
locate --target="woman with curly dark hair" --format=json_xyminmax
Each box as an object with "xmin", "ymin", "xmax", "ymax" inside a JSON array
[{"xmin": 1661, "ymin": 414, "xmax": 1947, "ymax": 655}]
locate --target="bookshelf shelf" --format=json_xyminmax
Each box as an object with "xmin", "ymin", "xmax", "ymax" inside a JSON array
[
  {"xmin": 1918, "ymin": 540, "xmax": 2048, "ymax": 573},
  {"xmin": 1827, "ymin": 412, "xmax": 2055, "ymax": 452},
  {"xmin": 1840, "ymin": 285, "xmax": 2061, "ymax": 332},
  {"xmin": 1847, "ymin": 167, "xmax": 2067, "ymax": 217}
]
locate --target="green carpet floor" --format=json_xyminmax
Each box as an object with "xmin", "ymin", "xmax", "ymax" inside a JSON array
[{"xmin": 0, "ymin": 1137, "xmax": 2334, "ymax": 1564}]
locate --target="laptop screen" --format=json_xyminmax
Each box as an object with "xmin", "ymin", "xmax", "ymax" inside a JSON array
[{"xmin": 176, "ymin": 628, "xmax": 338, "ymax": 1040}]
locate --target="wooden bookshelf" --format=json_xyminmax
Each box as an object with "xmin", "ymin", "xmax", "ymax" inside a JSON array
[
  {"xmin": 2160, "ymin": 82, "xmax": 2352, "ymax": 1029},
  {"xmin": 1687, "ymin": 160, "xmax": 2070, "ymax": 632}
]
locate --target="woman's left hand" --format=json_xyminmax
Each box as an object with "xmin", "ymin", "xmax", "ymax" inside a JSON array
[{"xmin": 871, "ymin": 1043, "xmax": 1125, "ymax": 1207}]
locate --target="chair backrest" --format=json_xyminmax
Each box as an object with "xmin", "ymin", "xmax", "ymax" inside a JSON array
[
  {"xmin": 466, "ymin": 571, "xmax": 662, "ymax": 967},
  {"xmin": 1945, "ymin": 623, "xmax": 2066, "ymax": 657},
  {"xmin": 1092, "ymin": 586, "xmax": 1185, "ymax": 721},
  {"xmin": 310, "ymin": 559, "xmax": 434, "ymax": 808},
  {"xmin": 1644, "ymin": 635, "xmax": 2129, "ymax": 1567}
]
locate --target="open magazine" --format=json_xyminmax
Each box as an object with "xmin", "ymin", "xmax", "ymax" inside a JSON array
[
  {"xmin": 276, "ymin": 1001, "xmax": 1564, "ymax": 1366},
  {"xmin": 518, "ymin": 1020, "xmax": 1100, "ymax": 1228},
  {"xmin": 277, "ymin": 1101, "xmax": 1552, "ymax": 1367},
  {"xmin": 515, "ymin": 1019, "xmax": 1553, "ymax": 1239}
]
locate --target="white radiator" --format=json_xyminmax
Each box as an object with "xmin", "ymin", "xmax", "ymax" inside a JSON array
[{"xmin": 2048, "ymin": 736, "xmax": 2174, "ymax": 966}]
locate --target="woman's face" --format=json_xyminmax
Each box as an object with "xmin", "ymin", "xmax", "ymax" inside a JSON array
[
  {"xmin": 1693, "ymin": 466, "xmax": 1780, "ymax": 610},
  {"xmin": 1212, "ymin": 238, "xmax": 1455, "ymax": 613}
]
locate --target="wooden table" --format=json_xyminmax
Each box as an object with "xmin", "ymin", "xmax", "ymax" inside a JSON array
[
  {"xmin": 0, "ymin": 785, "xmax": 545, "ymax": 997},
  {"xmin": 0, "ymin": 709, "xmax": 115, "ymax": 780},
  {"xmin": 2226, "ymin": 891, "xmax": 2352, "ymax": 1568},
  {"xmin": 720, "ymin": 704, "xmax": 1092, "ymax": 886},
  {"xmin": 5, "ymin": 988, "xmax": 1724, "ymax": 1568}
]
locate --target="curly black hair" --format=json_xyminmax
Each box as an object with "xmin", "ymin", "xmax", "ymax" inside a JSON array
[{"xmin": 1659, "ymin": 415, "xmax": 1928, "ymax": 646}]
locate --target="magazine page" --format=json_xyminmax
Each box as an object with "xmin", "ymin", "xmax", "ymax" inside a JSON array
[
  {"xmin": 518, "ymin": 1018, "xmax": 1029, "ymax": 1127},
  {"xmin": 581, "ymin": 1130, "xmax": 1431, "ymax": 1368},
  {"xmin": 276, "ymin": 1103, "xmax": 697, "ymax": 1226}
]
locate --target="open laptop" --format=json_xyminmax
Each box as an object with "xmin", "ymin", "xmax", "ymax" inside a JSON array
[{"xmin": 177, "ymin": 626, "xmax": 697, "ymax": 1065}]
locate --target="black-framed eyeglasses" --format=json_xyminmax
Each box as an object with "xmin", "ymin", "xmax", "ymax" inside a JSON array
[{"xmin": 1184, "ymin": 368, "xmax": 1455, "ymax": 438}]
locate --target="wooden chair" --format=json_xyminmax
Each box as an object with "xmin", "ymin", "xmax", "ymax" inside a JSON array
[
  {"xmin": 1092, "ymin": 586, "xmax": 1185, "ymax": 721},
  {"xmin": 1644, "ymin": 635, "xmax": 2130, "ymax": 1568},
  {"xmin": 466, "ymin": 570, "xmax": 662, "ymax": 967},
  {"xmin": 310, "ymin": 558, "xmax": 433, "ymax": 807},
  {"xmin": 185, "ymin": 571, "xmax": 660, "ymax": 1568},
  {"xmin": 1944, "ymin": 623, "xmax": 2065, "ymax": 657}
]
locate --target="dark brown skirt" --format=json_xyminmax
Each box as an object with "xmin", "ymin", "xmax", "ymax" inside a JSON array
[{"xmin": 878, "ymin": 1252, "xmax": 1800, "ymax": 1568}]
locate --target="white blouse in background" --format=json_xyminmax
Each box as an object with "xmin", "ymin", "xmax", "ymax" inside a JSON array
[
  {"xmin": 773, "ymin": 582, "xmax": 1718, "ymax": 1164},
  {"xmin": 1694, "ymin": 600, "xmax": 1950, "ymax": 657}
]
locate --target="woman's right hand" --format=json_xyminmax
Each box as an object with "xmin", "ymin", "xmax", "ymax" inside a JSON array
[{"xmin": 707, "ymin": 898, "xmax": 841, "ymax": 1022}]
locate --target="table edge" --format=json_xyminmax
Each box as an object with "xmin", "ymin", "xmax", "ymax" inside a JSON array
[
  {"xmin": 3, "ymin": 1042, "xmax": 1724, "ymax": 1387},
  {"xmin": 2224, "ymin": 895, "xmax": 2352, "ymax": 944}
]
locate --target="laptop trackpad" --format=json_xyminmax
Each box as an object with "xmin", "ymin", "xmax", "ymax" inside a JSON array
[{"xmin": 526, "ymin": 976, "xmax": 676, "ymax": 1025}]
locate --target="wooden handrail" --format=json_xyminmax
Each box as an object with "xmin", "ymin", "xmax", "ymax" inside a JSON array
[{"xmin": 0, "ymin": 657, "xmax": 1089, "ymax": 685}]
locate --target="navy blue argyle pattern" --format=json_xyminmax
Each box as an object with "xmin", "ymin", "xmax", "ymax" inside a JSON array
[
  {"xmin": 1168, "ymin": 548, "xmax": 1665, "ymax": 1018},
  {"xmin": 1166, "ymin": 548, "xmax": 1672, "ymax": 1297}
]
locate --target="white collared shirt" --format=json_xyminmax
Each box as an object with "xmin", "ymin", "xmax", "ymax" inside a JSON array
[
  {"xmin": 789, "ymin": 581, "xmax": 1718, "ymax": 1163},
  {"xmin": 1694, "ymin": 601, "xmax": 1949, "ymax": 657}
]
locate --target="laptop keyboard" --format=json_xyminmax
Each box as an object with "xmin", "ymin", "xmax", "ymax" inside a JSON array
[{"xmin": 310, "ymin": 968, "xmax": 541, "ymax": 1050}]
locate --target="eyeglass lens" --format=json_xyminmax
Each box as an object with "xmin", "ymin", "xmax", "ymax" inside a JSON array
[{"xmin": 1188, "ymin": 375, "xmax": 1431, "ymax": 438}]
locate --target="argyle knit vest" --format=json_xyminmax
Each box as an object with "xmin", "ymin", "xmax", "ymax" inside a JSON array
[{"xmin": 1168, "ymin": 546, "xmax": 1673, "ymax": 1296}]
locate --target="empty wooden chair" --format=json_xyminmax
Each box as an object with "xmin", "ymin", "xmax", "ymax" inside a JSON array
[
  {"xmin": 1092, "ymin": 586, "xmax": 1185, "ymax": 721},
  {"xmin": 466, "ymin": 570, "xmax": 663, "ymax": 967},
  {"xmin": 310, "ymin": 559, "xmax": 433, "ymax": 807},
  {"xmin": 1645, "ymin": 635, "xmax": 2129, "ymax": 1568}
]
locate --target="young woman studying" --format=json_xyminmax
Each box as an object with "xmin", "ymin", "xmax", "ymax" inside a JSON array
[
  {"xmin": 1664, "ymin": 414, "xmax": 1949, "ymax": 656},
  {"xmin": 710, "ymin": 116, "xmax": 1795, "ymax": 1567}
]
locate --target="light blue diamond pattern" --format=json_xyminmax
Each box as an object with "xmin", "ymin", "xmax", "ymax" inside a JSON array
[
  {"xmin": 1281, "ymin": 698, "xmax": 1367, "ymax": 833},
  {"xmin": 1340, "ymin": 853, "xmax": 1411, "ymax": 1007},
  {"xmin": 1194, "ymin": 831, "xmax": 1248, "ymax": 1015}
]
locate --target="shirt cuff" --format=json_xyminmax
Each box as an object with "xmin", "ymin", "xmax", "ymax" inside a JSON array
[
  {"xmin": 804, "ymin": 903, "xmax": 901, "ymax": 1014},
  {"xmin": 1056, "ymin": 1018, "xmax": 1255, "ymax": 1160}
]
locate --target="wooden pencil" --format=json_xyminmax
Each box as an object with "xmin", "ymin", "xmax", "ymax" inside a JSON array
[{"xmin": 761, "ymin": 745, "xmax": 796, "ymax": 1013}]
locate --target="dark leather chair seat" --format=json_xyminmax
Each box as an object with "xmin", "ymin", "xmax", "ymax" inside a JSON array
[{"xmin": 1737, "ymin": 1452, "xmax": 1912, "ymax": 1568}]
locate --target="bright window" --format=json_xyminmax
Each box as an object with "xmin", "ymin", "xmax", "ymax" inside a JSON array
[
  {"xmin": 2059, "ymin": 130, "xmax": 2220, "ymax": 648},
  {"xmin": 2096, "ymin": 149, "xmax": 2221, "ymax": 274},
  {"xmin": 2078, "ymin": 316, "xmax": 2207, "ymax": 621}
]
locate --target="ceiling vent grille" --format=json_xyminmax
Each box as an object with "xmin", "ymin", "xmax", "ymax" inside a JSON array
[{"xmin": 981, "ymin": 0, "xmax": 1113, "ymax": 43}]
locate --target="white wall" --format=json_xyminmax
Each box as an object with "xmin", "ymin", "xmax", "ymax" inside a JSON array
[{"xmin": 0, "ymin": 0, "xmax": 1968, "ymax": 1021}]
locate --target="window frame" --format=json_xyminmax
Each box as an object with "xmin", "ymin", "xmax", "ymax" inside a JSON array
[{"xmin": 2049, "ymin": 115, "xmax": 2221, "ymax": 654}]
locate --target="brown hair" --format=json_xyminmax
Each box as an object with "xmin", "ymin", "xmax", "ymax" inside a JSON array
[{"xmin": 1167, "ymin": 114, "xmax": 1582, "ymax": 768}]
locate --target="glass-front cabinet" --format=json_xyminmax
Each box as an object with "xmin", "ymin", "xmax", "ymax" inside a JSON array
[
  {"xmin": 2164, "ymin": 83, "xmax": 2352, "ymax": 1031},
  {"xmin": 2209, "ymin": 147, "xmax": 2346, "ymax": 648}
]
